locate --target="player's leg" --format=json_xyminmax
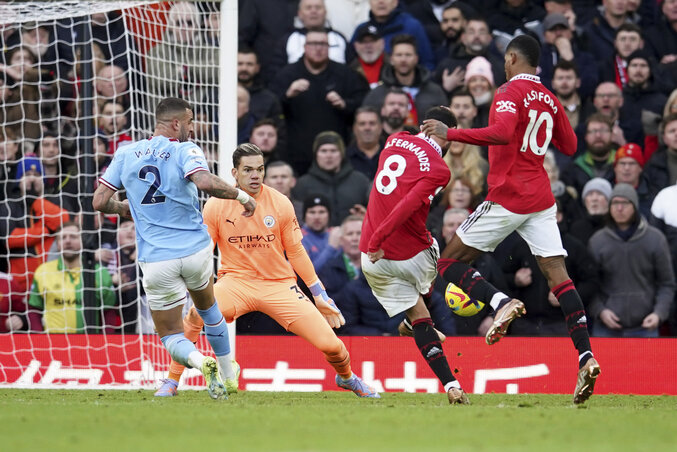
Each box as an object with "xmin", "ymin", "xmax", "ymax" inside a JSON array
[
  {"xmin": 397, "ymin": 284, "xmax": 447, "ymax": 342},
  {"xmin": 362, "ymin": 247, "xmax": 468, "ymax": 403},
  {"xmin": 262, "ymin": 283, "xmax": 378, "ymax": 398},
  {"xmin": 140, "ymin": 257, "xmax": 225, "ymax": 399},
  {"xmin": 437, "ymin": 202, "xmax": 526, "ymax": 344},
  {"xmin": 406, "ymin": 296, "xmax": 470, "ymax": 404},
  {"xmin": 288, "ymin": 308, "xmax": 380, "ymax": 398},
  {"xmin": 536, "ymin": 255, "xmax": 600, "ymax": 404},
  {"xmin": 519, "ymin": 204, "xmax": 600, "ymax": 404},
  {"xmin": 183, "ymin": 245, "xmax": 236, "ymax": 386},
  {"xmin": 164, "ymin": 276, "xmax": 244, "ymax": 394}
]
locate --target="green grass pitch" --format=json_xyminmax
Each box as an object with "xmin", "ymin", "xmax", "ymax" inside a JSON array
[{"xmin": 1, "ymin": 389, "xmax": 675, "ymax": 452}]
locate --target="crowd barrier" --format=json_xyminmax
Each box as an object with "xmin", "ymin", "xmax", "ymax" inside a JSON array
[{"xmin": 1, "ymin": 335, "xmax": 675, "ymax": 395}]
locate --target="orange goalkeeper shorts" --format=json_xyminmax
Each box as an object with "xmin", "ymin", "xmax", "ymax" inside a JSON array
[{"xmin": 213, "ymin": 275, "xmax": 323, "ymax": 330}]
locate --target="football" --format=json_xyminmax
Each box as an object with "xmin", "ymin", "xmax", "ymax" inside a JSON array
[{"xmin": 445, "ymin": 283, "xmax": 485, "ymax": 317}]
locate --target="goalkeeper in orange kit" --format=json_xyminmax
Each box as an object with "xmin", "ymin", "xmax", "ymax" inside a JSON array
[{"xmin": 155, "ymin": 143, "xmax": 379, "ymax": 398}]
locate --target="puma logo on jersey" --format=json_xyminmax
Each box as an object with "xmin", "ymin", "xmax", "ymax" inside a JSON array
[
  {"xmin": 495, "ymin": 100, "xmax": 517, "ymax": 113},
  {"xmin": 225, "ymin": 219, "xmax": 235, "ymax": 226}
]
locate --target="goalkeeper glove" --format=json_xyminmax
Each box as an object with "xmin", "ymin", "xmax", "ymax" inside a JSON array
[{"xmin": 309, "ymin": 281, "xmax": 345, "ymax": 329}]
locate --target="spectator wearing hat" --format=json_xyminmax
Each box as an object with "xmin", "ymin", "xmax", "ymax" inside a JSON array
[
  {"xmin": 434, "ymin": 17, "xmax": 505, "ymax": 95},
  {"xmin": 348, "ymin": 23, "xmax": 388, "ymax": 88},
  {"xmin": 282, "ymin": 0, "xmax": 349, "ymax": 66},
  {"xmin": 293, "ymin": 131, "xmax": 371, "ymax": 226},
  {"xmin": 539, "ymin": 12, "xmax": 597, "ymax": 99},
  {"xmin": 621, "ymin": 49, "xmax": 670, "ymax": 158},
  {"xmin": 270, "ymin": 29, "xmax": 369, "ymax": 175},
  {"xmin": 463, "ymin": 56, "xmax": 494, "ymax": 127},
  {"xmin": 588, "ymin": 183, "xmax": 675, "ymax": 338},
  {"xmin": 645, "ymin": 114, "xmax": 677, "ymax": 195},
  {"xmin": 0, "ymin": 154, "xmax": 70, "ymax": 295},
  {"xmin": 612, "ymin": 143, "xmax": 654, "ymax": 218},
  {"xmin": 570, "ymin": 177, "xmax": 613, "ymax": 245},
  {"xmin": 362, "ymin": 34, "xmax": 447, "ymax": 128},
  {"xmin": 301, "ymin": 193, "xmax": 333, "ymax": 268},
  {"xmin": 351, "ymin": 0, "xmax": 435, "ymax": 71}
]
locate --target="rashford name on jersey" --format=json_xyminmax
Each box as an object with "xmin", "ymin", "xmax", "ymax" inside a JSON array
[{"xmin": 523, "ymin": 89, "xmax": 558, "ymax": 114}]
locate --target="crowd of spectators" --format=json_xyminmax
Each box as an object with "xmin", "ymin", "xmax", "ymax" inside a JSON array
[{"xmin": 1, "ymin": 0, "xmax": 676, "ymax": 338}]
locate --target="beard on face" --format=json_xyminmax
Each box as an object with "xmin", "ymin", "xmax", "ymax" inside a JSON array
[{"xmin": 384, "ymin": 114, "xmax": 405, "ymax": 130}]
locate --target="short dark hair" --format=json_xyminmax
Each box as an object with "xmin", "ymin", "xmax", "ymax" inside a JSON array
[
  {"xmin": 553, "ymin": 59, "xmax": 579, "ymax": 78},
  {"xmin": 424, "ymin": 106, "xmax": 457, "ymax": 129},
  {"xmin": 251, "ymin": 118, "xmax": 278, "ymax": 133},
  {"xmin": 506, "ymin": 34, "xmax": 541, "ymax": 68},
  {"xmin": 443, "ymin": 3, "xmax": 474, "ymax": 20},
  {"xmin": 450, "ymin": 88, "xmax": 476, "ymax": 106},
  {"xmin": 238, "ymin": 45, "xmax": 258, "ymax": 60},
  {"xmin": 383, "ymin": 87, "xmax": 409, "ymax": 103},
  {"xmin": 233, "ymin": 143, "xmax": 263, "ymax": 168},
  {"xmin": 615, "ymin": 23, "xmax": 642, "ymax": 38},
  {"xmin": 390, "ymin": 34, "xmax": 418, "ymax": 53},
  {"xmin": 355, "ymin": 105, "xmax": 381, "ymax": 120},
  {"xmin": 266, "ymin": 160, "xmax": 295, "ymax": 175},
  {"xmin": 586, "ymin": 112, "xmax": 613, "ymax": 131},
  {"xmin": 156, "ymin": 97, "xmax": 192, "ymax": 123}
]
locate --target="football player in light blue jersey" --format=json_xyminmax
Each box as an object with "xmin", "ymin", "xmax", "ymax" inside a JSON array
[{"xmin": 93, "ymin": 97, "xmax": 256, "ymax": 399}]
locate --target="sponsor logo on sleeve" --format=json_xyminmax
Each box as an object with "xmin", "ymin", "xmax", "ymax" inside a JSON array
[{"xmin": 495, "ymin": 100, "xmax": 517, "ymax": 113}]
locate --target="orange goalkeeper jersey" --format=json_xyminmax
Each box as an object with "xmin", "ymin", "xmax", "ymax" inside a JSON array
[{"xmin": 203, "ymin": 184, "xmax": 303, "ymax": 281}]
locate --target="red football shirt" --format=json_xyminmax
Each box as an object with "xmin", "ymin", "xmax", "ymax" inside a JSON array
[
  {"xmin": 360, "ymin": 132, "xmax": 451, "ymax": 260},
  {"xmin": 446, "ymin": 74, "xmax": 577, "ymax": 214}
]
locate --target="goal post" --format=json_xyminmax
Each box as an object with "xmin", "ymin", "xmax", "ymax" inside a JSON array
[{"xmin": 0, "ymin": 1, "xmax": 237, "ymax": 389}]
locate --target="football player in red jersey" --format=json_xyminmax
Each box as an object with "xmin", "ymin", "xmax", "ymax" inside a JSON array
[
  {"xmin": 422, "ymin": 35, "xmax": 600, "ymax": 404},
  {"xmin": 360, "ymin": 106, "xmax": 470, "ymax": 404}
]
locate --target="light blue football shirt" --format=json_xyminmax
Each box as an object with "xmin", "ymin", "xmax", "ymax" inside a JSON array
[{"xmin": 99, "ymin": 136, "xmax": 212, "ymax": 263}]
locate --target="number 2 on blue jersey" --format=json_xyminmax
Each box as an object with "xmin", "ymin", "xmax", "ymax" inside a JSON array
[{"xmin": 138, "ymin": 165, "xmax": 166, "ymax": 205}]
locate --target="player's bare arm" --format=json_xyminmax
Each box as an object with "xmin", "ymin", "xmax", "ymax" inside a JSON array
[
  {"xmin": 92, "ymin": 184, "xmax": 132, "ymax": 219},
  {"xmin": 189, "ymin": 170, "xmax": 256, "ymax": 216}
]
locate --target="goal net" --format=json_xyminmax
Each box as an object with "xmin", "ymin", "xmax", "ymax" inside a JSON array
[{"xmin": 0, "ymin": 1, "xmax": 236, "ymax": 389}]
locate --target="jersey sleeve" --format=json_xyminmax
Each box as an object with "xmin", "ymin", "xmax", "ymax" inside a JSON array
[
  {"xmin": 447, "ymin": 86, "xmax": 521, "ymax": 146},
  {"xmin": 99, "ymin": 150, "xmax": 123, "ymax": 190},
  {"xmin": 279, "ymin": 196, "xmax": 303, "ymax": 249},
  {"xmin": 550, "ymin": 96, "xmax": 578, "ymax": 156},
  {"xmin": 178, "ymin": 143, "xmax": 209, "ymax": 179},
  {"xmin": 368, "ymin": 168, "xmax": 448, "ymax": 252}
]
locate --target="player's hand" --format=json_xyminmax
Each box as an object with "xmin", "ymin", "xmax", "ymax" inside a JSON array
[
  {"xmin": 120, "ymin": 199, "xmax": 132, "ymax": 220},
  {"xmin": 368, "ymin": 249, "xmax": 384, "ymax": 263},
  {"xmin": 642, "ymin": 312, "xmax": 660, "ymax": 330},
  {"xmin": 309, "ymin": 281, "xmax": 345, "ymax": 329},
  {"xmin": 421, "ymin": 119, "xmax": 448, "ymax": 140},
  {"xmin": 325, "ymin": 90, "xmax": 346, "ymax": 109},
  {"xmin": 599, "ymin": 308, "xmax": 622, "ymax": 330},
  {"xmin": 241, "ymin": 198, "xmax": 256, "ymax": 217}
]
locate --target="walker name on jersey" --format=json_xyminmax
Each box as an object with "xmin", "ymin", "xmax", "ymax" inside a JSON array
[
  {"xmin": 134, "ymin": 148, "xmax": 171, "ymax": 161},
  {"xmin": 228, "ymin": 234, "xmax": 276, "ymax": 249},
  {"xmin": 523, "ymin": 90, "xmax": 558, "ymax": 114},
  {"xmin": 383, "ymin": 137, "xmax": 431, "ymax": 171}
]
